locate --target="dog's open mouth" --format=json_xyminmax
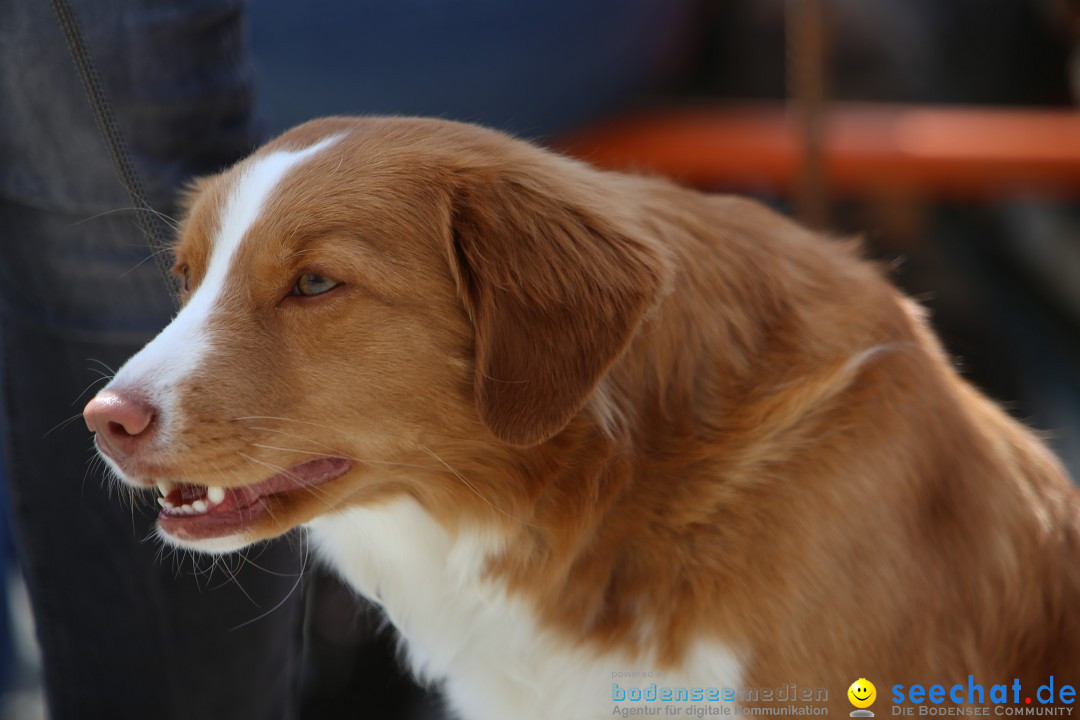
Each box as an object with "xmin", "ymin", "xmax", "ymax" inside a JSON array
[{"xmin": 155, "ymin": 456, "xmax": 352, "ymax": 539}]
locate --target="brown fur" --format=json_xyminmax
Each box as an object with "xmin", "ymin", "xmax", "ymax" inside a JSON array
[{"xmin": 136, "ymin": 116, "xmax": 1080, "ymax": 708}]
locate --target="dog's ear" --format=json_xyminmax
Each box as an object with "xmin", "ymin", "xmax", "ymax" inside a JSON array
[{"xmin": 447, "ymin": 166, "xmax": 669, "ymax": 447}]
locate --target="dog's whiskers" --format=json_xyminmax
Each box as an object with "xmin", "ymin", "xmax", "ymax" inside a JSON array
[
  {"xmin": 229, "ymin": 532, "xmax": 309, "ymax": 632},
  {"xmin": 71, "ymin": 374, "xmax": 113, "ymax": 407},
  {"xmin": 420, "ymin": 445, "xmax": 543, "ymax": 530},
  {"xmin": 233, "ymin": 415, "xmax": 355, "ymax": 437},
  {"xmin": 69, "ymin": 205, "xmax": 181, "ymax": 232},
  {"xmin": 118, "ymin": 246, "xmax": 177, "ymax": 280},
  {"xmin": 45, "ymin": 411, "xmax": 92, "ymax": 439},
  {"xmin": 235, "ymin": 452, "xmax": 338, "ymax": 510},
  {"xmin": 243, "ymin": 426, "xmax": 543, "ymax": 530},
  {"xmin": 85, "ymin": 358, "xmax": 118, "ymax": 377},
  {"xmin": 248, "ymin": 439, "xmax": 444, "ymax": 474},
  {"xmin": 208, "ymin": 554, "xmax": 262, "ymax": 607}
]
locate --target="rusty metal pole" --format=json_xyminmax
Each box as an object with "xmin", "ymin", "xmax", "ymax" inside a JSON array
[{"xmin": 786, "ymin": 0, "xmax": 830, "ymax": 229}]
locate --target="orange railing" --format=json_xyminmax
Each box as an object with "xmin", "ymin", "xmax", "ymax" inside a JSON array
[{"xmin": 559, "ymin": 103, "xmax": 1080, "ymax": 200}]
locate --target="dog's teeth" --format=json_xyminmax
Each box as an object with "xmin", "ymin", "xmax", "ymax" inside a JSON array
[
  {"xmin": 156, "ymin": 481, "xmax": 174, "ymax": 497},
  {"xmin": 178, "ymin": 504, "xmax": 194, "ymax": 514},
  {"xmin": 207, "ymin": 486, "xmax": 226, "ymax": 505},
  {"xmin": 192, "ymin": 500, "xmax": 208, "ymax": 513},
  {"xmin": 157, "ymin": 497, "xmax": 169, "ymax": 508}
]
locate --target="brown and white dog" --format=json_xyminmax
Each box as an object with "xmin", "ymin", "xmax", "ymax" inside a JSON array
[{"xmin": 84, "ymin": 117, "xmax": 1080, "ymax": 719}]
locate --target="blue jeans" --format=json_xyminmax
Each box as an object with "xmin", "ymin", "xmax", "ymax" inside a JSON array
[
  {"xmin": 0, "ymin": 2, "xmax": 303, "ymax": 718},
  {"xmin": 0, "ymin": 0, "xmax": 700, "ymax": 717}
]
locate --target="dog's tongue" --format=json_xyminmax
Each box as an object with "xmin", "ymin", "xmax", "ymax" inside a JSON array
[{"xmin": 170, "ymin": 484, "xmax": 208, "ymax": 505}]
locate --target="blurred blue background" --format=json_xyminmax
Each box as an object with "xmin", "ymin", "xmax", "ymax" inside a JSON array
[{"xmin": 248, "ymin": 0, "xmax": 699, "ymax": 139}]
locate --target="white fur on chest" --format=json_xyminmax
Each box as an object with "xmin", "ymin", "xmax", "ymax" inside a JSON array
[{"xmin": 306, "ymin": 498, "xmax": 743, "ymax": 720}]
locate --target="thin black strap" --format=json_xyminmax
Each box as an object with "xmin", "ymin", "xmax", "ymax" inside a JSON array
[{"xmin": 49, "ymin": 0, "xmax": 179, "ymax": 305}]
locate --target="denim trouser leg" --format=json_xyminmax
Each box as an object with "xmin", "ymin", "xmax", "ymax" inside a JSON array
[{"xmin": 0, "ymin": 2, "xmax": 302, "ymax": 718}]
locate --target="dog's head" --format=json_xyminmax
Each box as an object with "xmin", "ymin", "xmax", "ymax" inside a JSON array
[{"xmin": 84, "ymin": 117, "xmax": 670, "ymax": 553}]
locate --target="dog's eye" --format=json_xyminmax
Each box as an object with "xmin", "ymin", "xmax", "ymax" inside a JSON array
[{"xmin": 291, "ymin": 273, "xmax": 339, "ymax": 297}]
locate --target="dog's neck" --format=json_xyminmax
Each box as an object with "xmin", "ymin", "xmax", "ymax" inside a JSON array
[{"xmin": 306, "ymin": 496, "xmax": 743, "ymax": 720}]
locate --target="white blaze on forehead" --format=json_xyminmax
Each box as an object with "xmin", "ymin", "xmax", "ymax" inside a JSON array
[
  {"xmin": 202, "ymin": 133, "xmax": 345, "ymax": 310},
  {"xmin": 106, "ymin": 133, "xmax": 345, "ymax": 444}
]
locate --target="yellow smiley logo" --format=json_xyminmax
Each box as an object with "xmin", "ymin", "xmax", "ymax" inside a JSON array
[{"xmin": 848, "ymin": 678, "xmax": 877, "ymax": 709}]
